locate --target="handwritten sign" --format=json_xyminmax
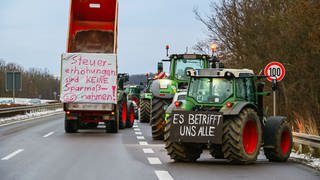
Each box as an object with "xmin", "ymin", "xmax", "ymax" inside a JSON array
[
  {"xmin": 169, "ymin": 111, "xmax": 223, "ymax": 143},
  {"xmin": 60, "ymin": 53, "xmax": 117, "ymax": 104}
]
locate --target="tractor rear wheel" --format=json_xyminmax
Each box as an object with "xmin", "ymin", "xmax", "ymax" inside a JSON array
[
  {"xmin": 164, "ymin": 115, "xmax": 202, "ymax": 162},
  {"xmin": 140, "ymin": 99, "xmax": 151, "ymax": 123},
  {"xmin": 118, "ymin": 98, "xmax": 127, "ymax": 129},
  {"xmin": 151, "ymin": 97, "xmax": 170, "ymax": 140},
  {"xmin": 126, "ymin": 102, "xmax": 135, "ymax": 128},
  {"xmin": 264, "ymin": 120, "xmax": 292, "ymax": 162},
  {"xmin": 222, "ymin": 108, "xmax": 262, "ymax": 164}
]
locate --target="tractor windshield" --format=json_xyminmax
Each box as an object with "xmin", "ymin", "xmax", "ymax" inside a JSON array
[
  {"xmin": 128, "ymin": 87, "xmax": 140, "ymax": 94},
  {"xmin": 174, "ymin": 59, "xmax": 205, "ymax": 81},
  {"xmin": 188, "ymin": 77, "xmax": 233, "ymax": 104}
]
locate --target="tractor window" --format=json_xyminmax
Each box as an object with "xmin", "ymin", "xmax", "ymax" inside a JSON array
[
  {"xmin": 188, "ymin": 77, "xmax": 233, "ymax": 104},
  {"xmin": 235, "ymin": 78, "xmax": 255, "ymax": 102},
  {"xmin": 177, "ymin": 95, "xmax": 186, "ymax": 101},
  {"xmin": 174, "ymin": 59, "xmax": 205, "ymax": 81}
]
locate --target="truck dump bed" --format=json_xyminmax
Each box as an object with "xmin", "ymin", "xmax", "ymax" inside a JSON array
[{"xmin": 67, "ymin": 0, "xmax": 118, "ymax": 53}]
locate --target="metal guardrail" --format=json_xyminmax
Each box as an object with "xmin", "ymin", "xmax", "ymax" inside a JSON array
[
  {"xmin": 0, "ymin": 103, "xmax": 63, "ymax": 117},
  {"xmin": 293, "ymin": 132, "xmax": 320, "ymax": 149}
]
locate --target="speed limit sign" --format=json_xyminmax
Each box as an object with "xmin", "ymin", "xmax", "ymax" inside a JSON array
[{"xmin": 264, "ymin": 61, "xmax": 285, "ymax": 82}]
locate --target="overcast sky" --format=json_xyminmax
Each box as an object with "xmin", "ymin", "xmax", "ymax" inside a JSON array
[{"xmin": 0, "ymin": 0, "xmax": 212, "ymax": 76}]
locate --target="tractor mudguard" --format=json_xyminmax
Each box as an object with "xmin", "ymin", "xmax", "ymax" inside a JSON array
[
  {"xmin": 220, "ymin": 101, "xmax": 257, "ymax": 115},
  {"xmin": 150, "ymin": 79, "xmax": 175, "ymax": 99},
  {"xmin": 263, "ymin": 116, "xmax": 287, "ymax": 147}
]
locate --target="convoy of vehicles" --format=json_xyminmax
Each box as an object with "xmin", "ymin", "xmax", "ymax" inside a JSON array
[{"xmin": 58, "ymin": 0, "xmax": 292, "ymax": 165}]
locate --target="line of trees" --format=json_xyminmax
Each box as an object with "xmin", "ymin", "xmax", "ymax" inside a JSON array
[
  {"xmin": 0, "ymin": 59, "xmax": 60, "ymax": 100},
  {"xmin": 194, "ymin": 0, "xmax": 320, "ymax": 134}
]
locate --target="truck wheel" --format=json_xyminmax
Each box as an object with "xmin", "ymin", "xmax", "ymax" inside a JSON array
[
  {"xmin": 151, "ymin": 97, "xmax": 170, "ymax": 140},
  {"xmin": 118, "ymin": 99, "xmax": 127, "ymax": 129},
  {"xmin": 222, "ymin": 108, "xmax": 262, "ymax": 164},
  {"xmin": 263, "ymin": 117, "xmax": 292, "ymax": 162},
  {"xmin": 106, "ymin": 108, "xmax": 118, "ymax": 133},
  {"xmin": 140, "ymin": 99, "xmax": 151, "ymax": 123},
  {"xmin": 126, "ymin": 103, "xmax": 135, "ymax": 128},
  {"xmin": 106, "ymin": 120, "xmax": 118, "ymax": 133},
  {"xmin": 164, "ymin": 115, "xmax": 202, "ymax": 162},
  {"xmin": 65, "ymin": 119, "xmax": 78, "ymax": 133}
]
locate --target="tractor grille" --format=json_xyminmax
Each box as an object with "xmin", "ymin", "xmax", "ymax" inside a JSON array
[{"xmin": 193, "ymin": 105, "xmax": 221, "ymax": 112}]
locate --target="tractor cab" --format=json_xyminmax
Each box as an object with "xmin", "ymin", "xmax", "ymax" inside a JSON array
[
  {"xmin": 181, "ymin": 68, "xmax": 257, "ymax": 112},
  {"xmin": 164, "ymin": 54, "xmax": 210, "ymax": 89}
]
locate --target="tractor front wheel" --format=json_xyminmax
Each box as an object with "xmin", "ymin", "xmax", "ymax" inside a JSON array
[
  {"xmin": 263, "ymin": 118, "xmax": 292, "ymax": 162},
  {"xmin": 164, "ymin": 115, "xmax": 202, "ymax": 162},
  {"xmin": 151, "ymin": 97, "xmax": 170, "ymax": 140},
  {"xmin": 140, "ymin": 99, "xmax": 151, "ymax": 123},
  {"xmin": 118, "ymin": 98, "xmax": 127, "ymax": 129},
  {"xmin": 222, "ymin": 108, "xmax": 262, "ymax": 164},
  {"xmin": 126, "ymin": 102, "xmax": 135, "ymax": 128}
]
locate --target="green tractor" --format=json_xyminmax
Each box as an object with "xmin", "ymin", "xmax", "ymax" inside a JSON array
[
  {"xmin": 125, "ymin": 85, "xmax": 142, "ymax": 119},
  {"xmin": 150, "ymin": 54, "xmax": 211, "ymax": 140},
  {"xmin": 117, "ymin": 73, "xmax": 135, "ymax": 129},
  {"xmin": 140, "ymin": 77, "xmax": 153, "ymax": 123},
  {"xmin": 164, "ymin": 68, "xmax": 293, "ymax": 164}
]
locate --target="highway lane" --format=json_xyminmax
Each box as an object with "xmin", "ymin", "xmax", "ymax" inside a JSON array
[{"xmin": 0, "ymin": 114, "xmax": 319, "ymax": 180}]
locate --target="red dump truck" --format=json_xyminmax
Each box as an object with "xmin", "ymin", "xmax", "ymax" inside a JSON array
[{"xmin": 60, "ymin": 0, "xmax": 123, "ymax": 133}]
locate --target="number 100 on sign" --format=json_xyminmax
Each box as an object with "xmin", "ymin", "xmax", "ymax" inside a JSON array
[{"xmin": 264, "ymin": 62, "xmax": 285, "ymax": 82}]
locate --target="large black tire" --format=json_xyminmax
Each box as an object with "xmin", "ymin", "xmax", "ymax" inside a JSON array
[
  {"xmin": 222, "ymin": 108, "xmax": 262, "ymax": 164},
  {"xmin": 164, "ymin": 115, "xmax": 202, "ymax": 162},
  {"xmin": 118, "ymin": 97, "xmax": 127, "ymax": 129},
  {"xmin": 140, "ymin": 99, "xmax": 151, "ymax": 123},
  {"xmin": 126, "ymin": 102, "xmax": 135, "ymax": 128},
  {"xmin": 151, "ymin": 97, "xmax": 171, "ymax": 140},
  {"xmin": 106, "ymin": 107, "xmax": 118, "ymax": 133},
  {"xmin": 65, "ymin": 119, "xmax": 78, "ymax": 133},
  {"xmin": 263, "ymin": 118, "xmax": 292, "ymax": 162},
  {"xmin": 106, "ymin": 119, "xmax": 118, "ymax": 133}
]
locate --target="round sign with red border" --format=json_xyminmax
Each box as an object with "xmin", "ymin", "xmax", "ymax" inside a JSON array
[{"xmin": 264, "ymin": 61, "xmax": 285, "ymax": 82}]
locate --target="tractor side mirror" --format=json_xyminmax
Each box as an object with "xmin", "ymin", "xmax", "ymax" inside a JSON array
[
  {"xmin": 157, "ymin": 62, "xmax": 163, "ymax": 73},
  {"xmin": 118, "ymin": 79, "xmax": 124, "ymax": 90}
]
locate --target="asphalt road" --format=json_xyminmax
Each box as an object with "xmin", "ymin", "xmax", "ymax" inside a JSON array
[{"xmin": 0, "ymin": 113, "xmax": 319, "ymax": 180}]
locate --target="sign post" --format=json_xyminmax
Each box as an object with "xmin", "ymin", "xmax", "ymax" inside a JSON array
[
  {"xmin": 5, "ymin": 71, "xmax": 22, "ymax": 103},
  {"xmin": 264, "ymin": 62, "xmax": 286, "ymax": 116}
]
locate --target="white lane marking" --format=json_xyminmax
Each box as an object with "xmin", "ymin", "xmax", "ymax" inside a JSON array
[
  {"xmin": 133, "ymin": 125, "xmax": 138, "ymax": 128},
  {"xmin": 135, "ymin": 132, "xmax": 142, "ymax": 135},
  {"xmin": 134, "ymin": 128, "xmax": 141, "ymax": 131},
  {"xmin": 1, "ymin": 149, "xmax": 24, "ymax": 160},
  {"xmin": 43, "ymin": 131, "xmax": 55, "ymax": 138},
  {"xmin": 139, "ymin": 141, "xmax": 148, "ymax": 145},
  {"xmin": 148, "ymin": 157, "xmax": 162, "ymax": 164},
  {"xmin": 143, "ymin": 148, "xmax": 154, "ymax": 154},
  {"xmin": 0, "ymin": 112, "xmax": 63, "ymax": 127},
  {"xmin": 136, "ymin": 136, "xmax": 145, "ymax": 140},
  {"xmin": 155, "ymin": 171, "xmax": 174, "ymax": 180}
]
